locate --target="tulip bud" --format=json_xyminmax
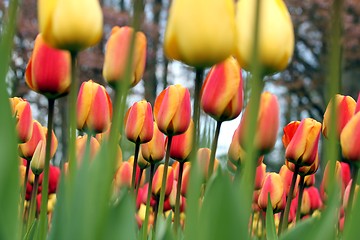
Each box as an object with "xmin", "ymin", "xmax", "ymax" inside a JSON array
[
  {"xmin": 140, "ymin": 122, "xmax": 165, "ymax": 163},
  {"xmin": 258, "ymin": 172, "xmax": 284, "ymax": 213},
  {"xmin": 169, "ymin": 120, "xmax": 194, "ymax": 162},
  {"xmin": 77, "ymin": 80, "xmax": 113, "ymax": 133},
  {"xmin": 154, "ymin": 84, "xmax": 191, "ymax": 136},
  {"xmin": 124, "ymin": 100, "xmax": 154, "ymax": 144},
  {"xmin": 285, "ymin": 154, "xmax": 319, "ymax": 177},
  {"xmin": 30, "ymin": 141, "xmax": 46, "ymax": 175},
  {"xmin": 138, "ymin": 151, "xmax": 151, "ymax": 170},
  {"xmin": 306, "ymin": 186, "xmax": 323, "ymax": 212},
  {"xmin": 197, "ymin": 148, "xmax": 219, "ymax": 181},
  {"xmin": 255, "ymin": 163, "xmax": 267, "ymax": 190},
  {"xmin": 322, "ymin": 94, "xmax": 356, "ymax": 139},
  {"xmin": 285, "ymin": 118, "xmax": 321, "ymax": 166},
  {"xmin": 25, "ymin": 34, "xmax": 71, "ymax": 99},
  {"xmin": 152, "ymin": 165, "xmax": 174, "ymax": 197},
  {"xmin": 201, "ymin": 57, "xmax": 243, "ymax": 122},
  {"xmin": 238, "ymin": 92, "xmax": 279, "ymax": 154},
  {"xmin": 321, "ymin": 161, "xmax": 349, "ymax": 201},
  {"xmin": 9, "ymin": 97, "xmax": 33, "ymax": 143},
  {"xmin": 75, "ymin": 135, "xmax": 100, "ymax": 166},
  {"xmin": 164, "ymin": 0, "xmax": 236, "ymax": 68},
  {"xmin": 282, "ymin": 121, "xmax": 300, "ymax": 148},
  {"xmin": 38, "ymin": 0, "xmax": 103, "ymax": 52},
  {"xmin": 343, "ymin": 180, "xmax": 359, "ymax": 209},
  {"xmin": 340, "ymin": 112, "xmax": 360, "ymax": 162},
  {"xmin": 279, "ymin": 165, "xmax": 299, "ymax": 198},
  {"xmin": 304, "ymin": 174, "xmax": 315, "ymax": 187},
  {"xmin": 235, "ymin": 0, "xmax": 294, "ymax": 74},
  {"xmin": 114, "ymin": 161, "xmax": 133, "ymax": 189},
  {"xmin": 103, "ymin": 26, "xmax": 147, "ymax": 87}
]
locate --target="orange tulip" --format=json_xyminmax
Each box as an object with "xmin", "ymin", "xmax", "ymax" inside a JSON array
[
  {"xmin": 77, "ymin": 80, "xmax": 113, "ymax": 133},
  {"xmin": 124, "ymin": 100, "xmax": 153, "ymax": 144},
  {"xmin": 255, "ymin": 163, "xmax": 267, "ymax": 190},
  {"xmin": 201, "ymin": 57, "xmax": 243, "ymax": 121},
  {"xmin": 154, "ymin": 84, "xmax": 191, "ymax": 136},
  {"xmin": 103, "ymin": 26, "xmax": 147, "ymax": 87},
  {"xmin": 282, "ymin": 121, "xmax": 300, "ymax": 148},
  {"xmin": 30, "ymin": 141, "xmax": 46, "ymax": 175},
  {"xmin": 18, "ymin": 120, "xmax": 57, "ymax": 160},
  {"xmin": 169, "ymin": 120, "xmax": 194, "ymax": 162},
  {"xmin": 285, "ymin": 154, "xmax": 319, "ymax": 176},
  {"xmin": 304, "ymin": 174, "xmax": 315, "ymax": 187},
  {"xmin": 306, "ymin": 186, "xmax": 322, "ymax": 212},
  {"xmin": 114, "ymin": 161, "xmax": 133, "ymax": 189},
  {"xmin": 279, "ymin": 165, "xmax": 299, "ymax": 198},
  {"xmin": 152, "ymin": 165, "xmax": 174, "ymax": 197},
  {"xmin": 238, "ymin": 91, "xmax": 279, "ymax": 154},
  {"xmin": 258, "ymin": 172, "xmax": 284, "ymax": 212},
  {"xmin": 9, "ymin": 97, "xmax": 33, "ymax": 143},
  {"xmin": 340, "ymin": 112, "xmax": 360, "ymax": 161},
  {"xmin": 140, "ymin": 122, "xmax": 165, "ymax": 163},
  {"xmin": 75, "ymin": 135, "xmax": 101, "ymax": 166},
  {"xmin": 322, "ymin": 94, "xmax": 356, "ymax": 139},
  {"xmin": 197, "ymin": 148, "xmax": 219, "ymax": 180},
  {"xmin": 285, "ymin": 118, "xmax": 321, "ymax": 166},
  {"xmin": 25, "ymin": 34, "xmax": 71, "ymax": 99}
]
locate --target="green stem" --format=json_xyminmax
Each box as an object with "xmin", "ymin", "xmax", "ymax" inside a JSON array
[
  {"xmin": 174, "ymin": 161, "xmax": 184, "ymax": 234},
  {"xmin": 27, "ymin": 174, "xmax": 39, "ymax": 231},
  {"xmin": 346, "ymin": 165, "xmax": 359, "ymax": 218},
  {"xmin": 132, "ymin": 141, "xmax": 141, "ymax": 190},
  {"xmin": 135, "ymin": 168, "xmax": 144, "ymax": 198},
  {"xmin": 193, "ymin": 68, "xmax": 204, "ymax": 146},
  {"xmin": 207, "ymin": 121, "xmax": 222, "ymax": 179},
  {"xmin": 142, "ymin": 163, "xmax": 155, "ymax": 239},
  {"xmin": 280, "ymin": 165, "xmax": 299, "ymax": 234},
  {"xmin": 22, "ymin": 159, "xmax": 31, "ymax": 205},
  {"xmin": 68, "ymin": 52, "xmax": 78, "ymax": 180},
  {"xmin": 278, "ymin": 209, "xmax": 284, "ymax": 236},
  {"xmin": 38, "ymin": 98, "xmax": 55, "ymax": 239},
  {"xmin": 296, "ymin": 175, "xmax": 305, "ymax": 223},
  {"xmin": 156, "ymin": 135, "xmax": 172, "ymax": 220}
]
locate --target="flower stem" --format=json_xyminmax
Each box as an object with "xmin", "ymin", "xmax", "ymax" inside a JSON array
[
  {"xmin": 174, "ymin": 161, "xmax": 184, "ymax": 234},
  {"xmin": 22, "ymin": 159, "xmax": 31, "ymax": 204},
  {"xmin": 156, "ymin": 135, "xmax": 172, "ymax": 220},
  {"xmin": 27, "ymin": 174, "xmax": 39, "ymax": 231},
  {"xmin": 142, "ymin": 163, "xmax": 155, "ymax": 239},
  {"xmin": 68, "ymin": 52, "xmax": 78, "ymax": 180},
  {"xmin": 193, "ymin": 68, "xmax": 204, "ymax": 146},
  {"xmin": 135, "ymin": 168, "xmax": 144, "ymax": 198},
  {"xmin": 38, "ymin": 98, "xmax": 55, "ymax": 239},
  {"xmin": 280, "ymin": 165, "xmax": 299, "ymax": 234},
  {"xmin": 296, "ymin": 175, "xmax": 305, "ymax": 222},
  {"xmin": 207, "ymin": 121, "xmax": 222, "ymax": 179},
  {"xmin": 346, "ymin": 165, "xmax": 359, "ymax": 218},
  {"xmin": 132, "ymin": 141, "xmax": 141, "ymax": 190}
]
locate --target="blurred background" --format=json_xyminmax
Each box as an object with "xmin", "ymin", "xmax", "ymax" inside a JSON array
[{"xmin": 1, "ymin": 0, "xmax": 360, "ymax": 172}]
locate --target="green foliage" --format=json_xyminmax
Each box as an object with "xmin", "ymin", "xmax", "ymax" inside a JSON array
[{"xmin": 266, "ymin": 195, "xmax": 278, "ymax": 240}]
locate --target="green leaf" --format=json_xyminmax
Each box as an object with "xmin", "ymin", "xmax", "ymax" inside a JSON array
[
  {"xmin": 23, "ymin": 219, "xmax": 38, "ymax": 240},
  {"xmin": 279, "ymin": 216, "xmax": 318, "ymax": 240},
  {"xmin": 0, "ymin": 1, "xmax": 21, "ymax": 239},
  {"xmin": 198, "ymin": 169, "xmax": 242, "ymax": 240},
  {"xmin": 155, "ymin": 213, "xmax": 175, "ymax": 240},
  {"xmin": 266, "ymin": 194, "xmax": 278, "ymax": 240}
]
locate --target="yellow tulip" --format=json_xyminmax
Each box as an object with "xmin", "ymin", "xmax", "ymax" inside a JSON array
[
  {"xmin": 235, "ymin": 0, "xmax": 294, "ymax": 74},
  {"xmin": 164, "ymin": 0, "xmax": 236, "ymax": 68},
  {"xmin": 38, "ymin": 0, "xmax": 103, "ymax": 52}
]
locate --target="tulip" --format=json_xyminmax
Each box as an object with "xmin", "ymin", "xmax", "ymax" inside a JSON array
[
  {"xmin": 201, "ymin": 57, "xmax": 243, "ymax": 122},
  {"xmin": 343, "ymin": 180, "xmax": 359, "ymax": 210},
  {"xmin": 279, "ymin": 165, "xmax": 299, "ymax": 198},
  {"xmin": 9, "ymin": 97, "xmax": 33, "ymax": 143},
  {"xmin": 304, "ymin": 174, "xmax": 315, "ymax": 187},
  {"xmin": 138, "ymin": 151, "xmax": 151, "ymax": 170},
  {"xmin": 258, "ymin": 172, "xmax": 284, "ymax": 213},
  {"xmin": 197, "ymin": 148, "xmax": 219, "ymax": 181},
  {"xmin": 125, "ymin": 100, "xmax": 154, "ymax": 144},
  {"xmin": 282, "ymin": 121, "xmax": 301, "ymax": 148},
  {"xmin": 235, "ymin": 0, "xmax": 294, "ymax": 74},
  {"xmin": 340, "ymin": 112, "xmax": 360, "ymax": 162},
  {"xmin": 306, "ymin": 186, "xmax": 323, "ymax": 212},
  {"xmin": 38, "ymin": 0, "xmax": 103, "ymax": 52},
  {"xmin": 164, "ymin": 0, "xmax": 236, "ymax": 68},
  {"xmin": 75, "ymin": 135, "xmax": 101, "ymax": 165},
  {"xmin": 238, "ymin": 92, "xmax": 279, "ymax": 154},
  {"xmin": 285, "ymin": 118, "xmax": 321, "ymax": 166},
  {"xmin": 141, "ymin": 122, "xmax": 166, "ymax": 163},
  {"xmin": 19, "ymin": 120, "xmax": 57, "ymax": 160},
  {"xmin": 154, "ymin": 84, "xmax": 191, "ymax": 136},
  {"xmin": 103, "ymin": 26, "xmax": 147, "ymax": 87},
  {"xmin": 320, "ymin": 161, "xmax": 349, "ymax": 201},
  {"xmin": 30, "ymin": 141, "xmax": 46, "ymax": 175},
  {"xmin": 77, "ymin": 80, "xmax": 113, "ymax": 133},
  {"xmin": 152, "ymin": 165, "xmax": 174, "ymax": 197},
  {"xmin": 169, "ymin": 120, "xmax": 194, "ymax": 162},
  {"xmin": 25, "ymin": 34, "xmax": 71, "ymax": 99},
  {"xmin": 114, "ymin": 161, "xmax": 133, "ymax": 190},
  {"xmin": 322, "ymin": 94, "xmax": 356, "ymax": 139},
  {"xmin": 285, "ymin": 154, "xmax": 319, "ymax": 177},
  {"xmin": 254, "ymin": 163, "xmax": 267, "ymax": 190}
]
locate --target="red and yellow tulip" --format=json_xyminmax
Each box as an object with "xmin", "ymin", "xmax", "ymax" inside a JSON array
[
  {"xmin": 340, "ymin": 112, "xmax": 360, "ymax": 161},
  {"xmin": 103, "ymin": 26, "xmax": 147, "ymax": 87},
  {"xmin": 169, "ymin": 120, "xmax": 194, "ymax": 162},
  {"xmin": 258, "ymin": 172, "xmax": 285, "ymax": 213},
  {"xmin": 140, "ymin": 122, "xmax": 166, "ymax": 163},
  {"xmin": 77, "ymin": 80, "xmax": 113, "ymax": 133},
  {"xmin": 154, "ymin": 84, "xmax": 191, "ymax": 136},
  {"xmin": 125, "ymin": 100, "xmax": 153, "ymax": 144},
  {"xmin": 201, "ymin": 57, "xmax": 243, "ymax": 122},
  {"xmin": 152, "ymin": 165, "xmax": 174, "ymax": 197},
  {"xmin": 9, "ymin": 97, "xmax": 33, "ymax": 143}
]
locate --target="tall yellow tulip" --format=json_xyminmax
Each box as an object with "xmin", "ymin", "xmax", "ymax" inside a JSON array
[
  {"xmin": 38, "ymin": 0, "xmax": 103, "ymax": 52},
  {"xmin": 235, "ymin": 0, "xmax": 294, "ymax": 74},
  {"xmin": 164, "ymin": 0, "xmax": 236, "ymax": 68}
]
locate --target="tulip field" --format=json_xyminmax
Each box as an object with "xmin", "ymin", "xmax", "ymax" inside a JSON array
[{"xmin": 1, "ymin": 0, "xmax": 360, "ymax": 240}]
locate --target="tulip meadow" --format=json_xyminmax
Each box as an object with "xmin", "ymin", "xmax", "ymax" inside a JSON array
[{"xmin": 1, "ymin": 0, "xmax": 360, "ymax": 240}]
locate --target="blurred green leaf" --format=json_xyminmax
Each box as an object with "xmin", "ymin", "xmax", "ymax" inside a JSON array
[
  {"xmin": 155, "ymin": 213, "xmax": 175, "ymax": 240},
  {"xmin": 279, "ymin": 216, "xmax": 318, "ymax": 240},
  {"xmin": 266, "ymin": 194, "xmax": 278, "ymax": 240},
  {"xmin": 198, "ymin": 169, "xmax": 242, "ymax": 240},
  {"xmin": 0, "ymin": 0, "xmax": 21, "ymax": 239}
]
